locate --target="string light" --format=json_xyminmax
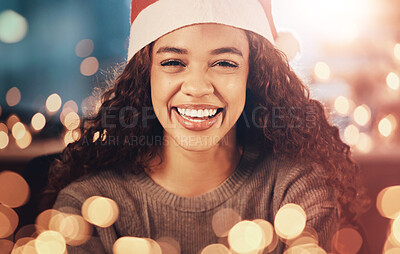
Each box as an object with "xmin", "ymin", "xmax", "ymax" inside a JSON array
[
  {"xmin": 353, "ymin": 105, "xmax": 371, "ymax": 126},
  {"xmin": 80, "ymin": 57, "xmax": 99, "ymax": 76},
  {"xmin": 274, "ymin": 204, "xmax": 306, "ymax": 240},
  {"xmin": 0, "ymin": 131, "xmax": 9, "ymax": 149},
  {"xmin": 5, "ymin": 87, "xmax": 21, "ymax": 107},
  {"xmin": 314, "ymin": 61, "xmax": 331, "ymax": 80},
  {"xmin": 81, "ymin": 196, "xmax": 119, "ymax": 228},
  {"xmin": 334, "ymin": 96, "xmax": 351, "ymax": 115},
  {"xmin": 75, "ymin": 39, "xmax": 94, "ymax": 58},
  {"xmin": 386, "ymin": 72, "xmax": 400, "ymax": 90},
  {"xmin": 31, "ymin": 113, "xmax": 46, "ymax": 131},
  {"xmin": 46, "ymin": 94, "xmax": 62, "ymax": 113}
]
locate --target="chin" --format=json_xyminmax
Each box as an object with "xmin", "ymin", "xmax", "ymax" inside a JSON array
[{"xmin": 171, "ymin": 134, "xmax": 223, "ymax": 152}]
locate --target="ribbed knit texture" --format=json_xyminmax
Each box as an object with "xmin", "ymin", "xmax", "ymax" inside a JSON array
[{"xmin": 54, "ymin": 142, "xmax": 339, "ymax": 254}]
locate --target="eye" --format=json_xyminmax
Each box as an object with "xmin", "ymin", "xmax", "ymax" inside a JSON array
[
  {"xmin": 160, "ymin": 60, "xmax": 186, "ymax": 67},
  {"xmin": 212, "ymin": 60, "xmax": 238, "ymax": 68}
]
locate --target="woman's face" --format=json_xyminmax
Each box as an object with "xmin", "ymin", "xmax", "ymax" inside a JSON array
[{"xmin": 151, "ymin": 24, "xmax": 249, "ymax": 151}]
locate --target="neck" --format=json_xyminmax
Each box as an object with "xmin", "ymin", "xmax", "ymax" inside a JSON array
[{"xmin": 147, "ymin": 129, "xmax": 243, "ymax": 197}]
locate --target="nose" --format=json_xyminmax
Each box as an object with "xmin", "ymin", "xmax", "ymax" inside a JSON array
[{"xmin": 181, "ymin": 69, "xmax": 214, "ymax": 97}]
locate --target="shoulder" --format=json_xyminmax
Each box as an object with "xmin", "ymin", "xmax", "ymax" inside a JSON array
[{"xmin": 53, "ymin": 169, "xmax": 140, "ymax": 212}]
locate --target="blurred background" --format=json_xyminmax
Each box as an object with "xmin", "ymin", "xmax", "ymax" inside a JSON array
[{"xmin": 0, "ymin": 0, "xmax": 399, "ymax": 253}]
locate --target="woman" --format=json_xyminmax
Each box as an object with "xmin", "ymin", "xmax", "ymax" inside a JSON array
[{"xmin": 46, "ymin": 0, "xmax": 368, "ymax": 253}]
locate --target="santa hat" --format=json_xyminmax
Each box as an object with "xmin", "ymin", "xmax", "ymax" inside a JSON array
[{"xmin": 128, "ymin": 0, "xmax": 300, "ymax": 61}]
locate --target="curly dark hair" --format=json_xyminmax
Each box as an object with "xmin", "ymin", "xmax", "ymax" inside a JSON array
[{"xmin": 43, "ymin": 30, "xmax": 369, "ymax": 222}]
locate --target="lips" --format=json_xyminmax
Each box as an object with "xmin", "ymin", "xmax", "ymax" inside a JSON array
[{"xmin": 171, "ymin": 105, "xmax": 224, "ymax": 131}]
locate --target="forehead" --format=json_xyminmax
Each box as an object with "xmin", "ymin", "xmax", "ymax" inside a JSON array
[{"xmin": 153, "ymin": 23, "xmax": 249, "ymax": 53}]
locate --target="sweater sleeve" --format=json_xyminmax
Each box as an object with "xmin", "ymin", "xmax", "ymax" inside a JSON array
[
  {"xmin": 53, "ymin": 189, "xmax": 107, "ymax": 254},
  {"xmin": 273, "ymin": 161, "xmax": 339, "ymax": 251}
]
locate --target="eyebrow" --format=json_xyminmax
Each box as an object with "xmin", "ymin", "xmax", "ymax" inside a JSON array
[{"xmin": 155, "ymin": 46, "xmax": 243, "ymax": 57}]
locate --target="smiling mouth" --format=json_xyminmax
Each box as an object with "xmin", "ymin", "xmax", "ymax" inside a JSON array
[{"xmin": 172, "ymin": 107, "xmax": 224, "ymax": 122}]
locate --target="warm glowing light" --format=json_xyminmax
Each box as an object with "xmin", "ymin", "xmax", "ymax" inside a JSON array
[
  {"xmin": 12, "ymin": 237, "xmax": 35, "ymax": 254},
  {"xmin": 81, "ymin": 196, "xmax": 119, "ymax": 228},
  {"xmin": 93, "ymin": 131, "xmax": 100, "ymax": 142},
  {"xmin": 212, "ymin": 208, "xmax": 242, "ymax": 237},
  {"xmin": 6, "ymin": 87, "xmax": 21, "ymax": 106},
  {"xmin": 201, "ymin": 244, "xmax": 231, "ymax": 254},
  {"xmin": 0, "ymin": 239, "xmax": 14, "ymax": 254},
  {"xmin": 355, "ymin": 133, "xmax": 373, "ymax": 154},
  {"xmin": 49, "ymin": 213, "xmax": 92, "ymax": 246},
  {"xmin": 16, "ymin": 130, "xmax": 32, "ymax": 149},
  {"xmin": 75, "ymin": 39, "xmax": 94, "ymax": 57},
  {"xmin": 15, "ymin": 224, "xmax": 39, "ymax": 241},
  {"xmin": 387, "ymin": 72, "xmax": 400, "ymax": 90},
  {"xmin": 274, "ymin": 204, "xmax": 306, "ymax": 240},
  {"xmin": 395, "ymin": 44, "xmax": 400, "ymax": 61},
  {"xmin": 6, "ymin": 114, "xmax": 20, "ymax": 129},
  {"xmin": 156, "ymin": 237, "xmax": 181, "ymax": 254},
  {"xmin": 63, "ymin": 112, "xmax": 80, "ymax": 130},
  {"xmin": 12, "ymin": 122, "xmax": 26, "ymax": 139},
  {"xmin": 63, "ymin": 100, "xmax": 79, "ymax": 113},
  {"xmin": 343, "ymin": 124, "xmax": 360, "ymax": 146},
  {"xmin": 0, "ymin": 10, "xmax": 28, "ymax": 43},
  {"xmin": 385, "ymin": 248, "xmax": 400, "ymax": 254},
  {"xmin": 36, "ymin": 209, "xmax": 61, "ymax": 233},
  {"xmin": 35, "ymin": 230, "xmax": 66, "ymax": 254},
  {"xmin": 377, "ymin": 186, "xmax": 400, "ymax": 219},
  {"xmin": 0, "ymin": 204, "xmax": 19, "ymax": 238},
  {"xmin": 0, "ymin": 131, "xmax": 9, "ymax": 149},
  {"xmin": 46, "ymin": 94, "xmax": 62, "ymax": 113},
  {"xmin": 393, "ymin": 215, "xmax": 400, "ymax": 245},
  {"xmin": 31, "ymin": 113, "xmax": 46, "ymax": 131},
  {"xmin": 332, "ymin": 228, "xmax": 363, "ymax": 254},
  {"xmin": 253, "ymin": 219, "xmax": 275, "ymax": 250},
  {"xmin": 113, "ymin": 237, "xmax": 162, "ymax": 254},
  {"xmin": 353, "ymin": 105, "xmax": 371, "ymax": 126},
  {"xmin": 0, "ymin": 171, "xmax": 30, "ymax": 208},
  {"xmin": 19, "ymin": 239, "xmax": 37, "ymax": 254},
  {"xmin": 80, "ymin": 57, "xmax": 99, "ymax": 76},
  {"xmin": 0, "ymin": 123, "xmax": 6, "ymax": 133},
  {"xmin": 314, "ymin": 61, "xmax": 331, "ymax": 80},
  {"xmin": 63, "ymin": 129, "xmax": 81, "ymax": 145},
  {"xmin": 379, "ymin": 115, "xmax": 397, "ymax": 137},
  {"xmin": 286, "ymin": 244, "xmax": 326, "ymax": 254},
  {"xmin": 286, "ymin": 227, "xmax": 319, "ymax": 248},
  {"xmin": 228, "ymin": 220, "xmax": 263, "ymax": 253},
  {"xmin": 334, "ymin": 96, "xmax": 350, "ymax": 115}
]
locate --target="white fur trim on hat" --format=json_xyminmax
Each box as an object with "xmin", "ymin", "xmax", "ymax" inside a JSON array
[
  {"xmin": 127, "ymin": 0, "xmax": 274, "ymax": 61},
  {"xmin": 274, "ymin": 31, "xmax": 301, "ymax": 60}
]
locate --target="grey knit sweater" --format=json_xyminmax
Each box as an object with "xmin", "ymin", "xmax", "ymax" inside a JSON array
[{"xmin": 54, "ymin": 143, "xmax": 339, "ymax": 253}]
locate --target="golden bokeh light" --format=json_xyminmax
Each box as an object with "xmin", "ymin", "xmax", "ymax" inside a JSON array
[
  {"xmin": 63, "ymin": 111, "xmax": 80, "ymax": 130},
  {"xmin": 35, "ymin": 230, "xmax": 66, "ymax": 254},
  {"xmin": 6, "ymin": 114, "xmax": 20, "ymax": 129},
  {"xmin": 212, "ymin": 208, "xmax": 242, "ymax": 237},
  {"xmin": 0, "ymin": 171, "xmax": 30, "ymax": 208},
  {"xmin": 0, "ymin": 122, "xmax": 7, "ymax": 133},
  {"xmin": 0, "ymin": 239, "xmax": 14, "ymax": 254},
  {"xmin": 387, "ymin": 72, "xmax": 400, "ymax": 91},
  {"xmin": 0, "ymin": 131, "xmax": 9, "ymax": 149},
  {"xmin": 285, "ymin": 243, "xmax": 326, "ymax": 254},
  {"xmin": 253, "ymin": 219, "xmax": 275, "ymax": 250},
  {"xmin": 286, "ymin": 227, "xmax": 319, "ymax": 248},
  {"xmin": 353, "ymin": 104, "xmax": 371, "ymax": 126},
  {"xmin": 64, "ymin": 129, "xmax": 81, "ymax": 146},
  {"xmin": 332, "ymin": 228, "xmax": 363, "ymax": 254},
  {"xmin": 49, "ymin": 213, "xmax": 92, "ymax": 246},
  {"xmin": 12, "ymin": 122, "xmax": 26, "ymax": 139},
  {"xmin": 156, "ymin": 237, "xmax": 181, "ymax": 254},
  {"xmin": 81, "ymin": 196, "xmax": 119, "ymax": 228},
  {"xmin": 0, "ymin": 204, "xmax": 19, "ymax": 238},
  {"xmin": 15, "ymin": 224, "xmax": 39, "ymax": 241},
  {"xmin": 46, "ymin": 93, "xmax": 62, "ymax": 113},
  {"xmin": 379, "ymin": 115, "xmax": 397, "ymax": 138},
  {"xmin": 395, "ymin": 43, "xmax": 400, "ymax": 61},
  {"xmin": 343, "ymin": 124, "xmax": 360, "ymax": 146},
  {"xmin": 36, "ymin": 209, "xmax": 61, "ymax": 233},
  {"xmin": 274, "ymin": 204, "xmax": 307, "ymax": 240},
  {"xmin": 384, "ymin": 232, "xmax": 400, "ymax": 252},
  {"xmin": 75, "ymin": 39, "xmax": 94, "ymax": 58},
  {"xmin": 19, "ymin": 239, "xmax": 37, "ymax": 254},
  {"xmin": 201, "ymin": 244, "xmax": 231, "ymax": 254},
  {"xmin": 63, "ymin": 100, "xmax": 79, "ymax": 113},
  {"xmin": 5, "ymin": 87, "xmax": 21, "ymax": 107},
  {"xmin": 16, "ymin": 129, "xmax": 32, "ymax": 149},
  {"xmin": 355, "ymin": 133, "xmax": 373, "ymax": 153},
  {"xmin": 314, "ymin": 61, "xmax": 331, "ymax": 80},
  {"xmin": 377, "ymin": 186, "xmax": 400, "ymax": 219},
  {"xmin": 113, "ymin": 237, "xmax": 162, "ymax": 254},
  {"xmin": 0, "ymin": 10, "xmax": 28, "ymax": 44},
  {"xmin": 80, "ymin": 57, "xmax": 99, "ymax": 76},
  {"xmin": 93, "ymin": 131, "xmax": 100, "ymax": 142},
  {"xmin": 228, "ymin": 220, "xmax": 263, "ymax": 253},
  {"xmin": 31, "ymin": 113, "xmax": 46, "ymax": 131},
  {"xmin": 392, "ymin": 214, "xmax": 400, "ymax": 245},
  {"xmin": 12, "ymin": 237, "xmax": 35, "ymax": 254},
  {"xmin": 385, "ymin": 248, "xmax": 400, "ymax": 254},
  {"xmin": 334, "ymin": 96, "xmax": 350, "ymax": 115}
]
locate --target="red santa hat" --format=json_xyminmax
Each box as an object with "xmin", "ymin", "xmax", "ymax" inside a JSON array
[{"xmin": 128, "ymin": 0, "xmax": 300, "ymax": 61}]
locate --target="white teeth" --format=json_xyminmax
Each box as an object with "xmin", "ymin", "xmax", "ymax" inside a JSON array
[{"xmin": 176, "ymin": 107, "xmax": 219, "ymax": 118}]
